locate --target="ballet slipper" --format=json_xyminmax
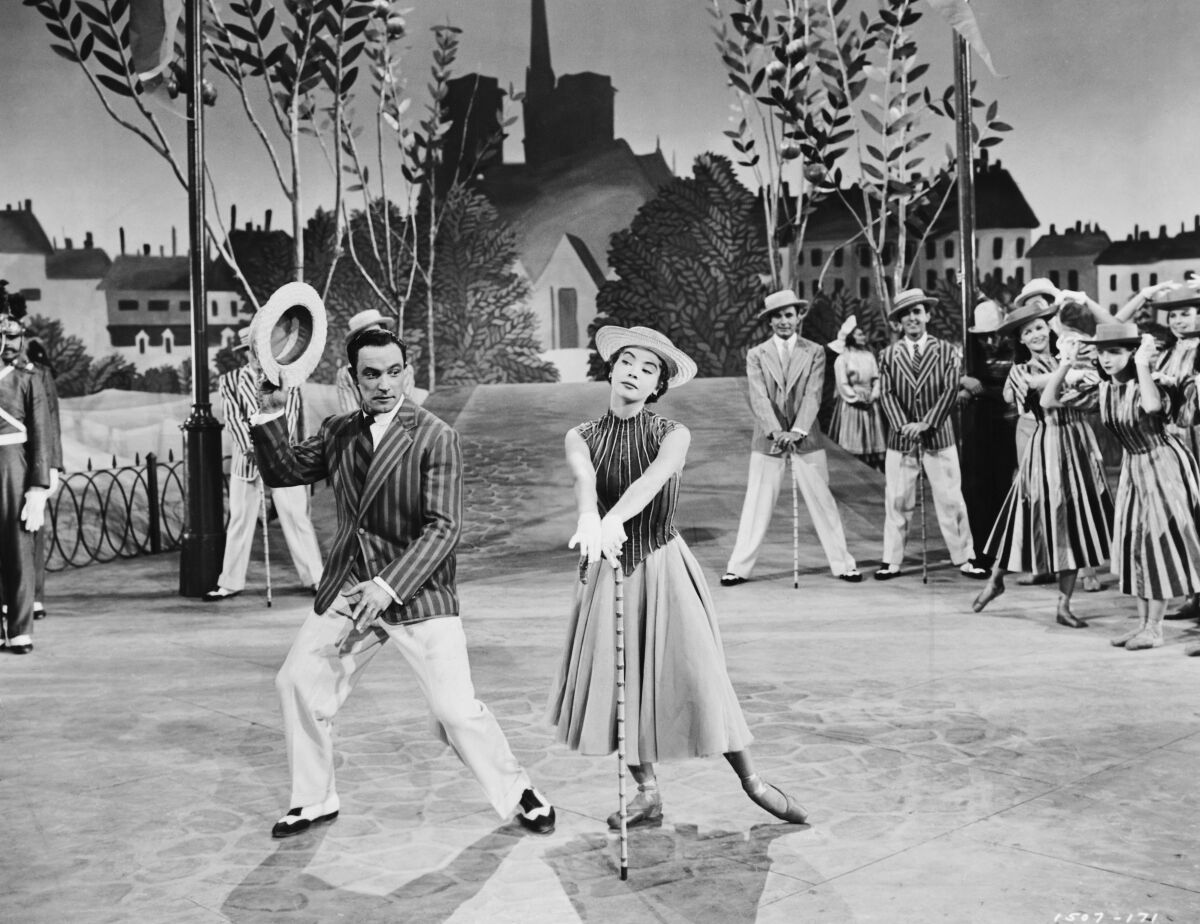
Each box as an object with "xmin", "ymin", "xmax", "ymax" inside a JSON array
[
  {"xmin": 972, "ymin": 578, "xmax": 1005, "ymax": 613},
  {"xmin": 1055, "ymin": 599, "xmax": 1086, "ymax": 629},
  {"xmin": 742, "ymin": 775, "xmax": 807, "ymax": 824},
  {"xmin": 607, "ymin": 783, "xmax": 662, "ymax": 829}
]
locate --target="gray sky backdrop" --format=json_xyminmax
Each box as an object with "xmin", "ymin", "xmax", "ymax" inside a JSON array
[{"xmin": 2, "ymin": 0, "xmax": 1198, "ymax": 259}]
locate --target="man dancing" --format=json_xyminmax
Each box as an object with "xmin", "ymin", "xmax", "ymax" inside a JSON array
[
  {"xmin": 721, "ymin": 288, "xmax": 861, "ymax": 586},
  {"xmin": 875, "ymin": 288, "xmax": 986, "ymax": 581},
  {"xmin": 250, "ymin": 326, "xmax": 555, "ymax": 838}
]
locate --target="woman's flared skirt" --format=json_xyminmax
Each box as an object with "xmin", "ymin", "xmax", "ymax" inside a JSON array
[{"xmin": 547, "ymin": 537, "xmax": 753, "ymax": 765}]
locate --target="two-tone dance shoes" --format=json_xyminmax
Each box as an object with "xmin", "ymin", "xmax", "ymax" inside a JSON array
[
  {"xmin": 742, "ymin": 774, "xmax": 808, "ymax": 824},
  {"xmin": 202, "ymin": 587, "xmax": 241, "ymax": 602},
  {"xmin": 6, "ymin": 634, "xmax": 33, "ymax": 655},
  {"xmin": 271, "ymin": 796, "xmax": 340, "ymax": 838},
  {"xmin": 516, "ymin": 787, "xmax": 556, "ymax": 834},
  {"xmin": 607, "ymin": 783, "xmax": 662, "ymax": 830},
  {"xmin": 720, "ymin": 573, "xmax": 748, "ymax": 587}
]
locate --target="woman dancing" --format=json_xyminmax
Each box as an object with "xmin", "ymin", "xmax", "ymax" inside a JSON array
[
  {"xmin": 548, "ymin": 325, "xmax": 807, "ymax": 828},
  {"xmin": 972, "ymin": 300, "xmax": 1113, "ymax": 627},
  {"xmin": 1044, "ymin": 322, "xmax": 1200, "ymax": 650}
]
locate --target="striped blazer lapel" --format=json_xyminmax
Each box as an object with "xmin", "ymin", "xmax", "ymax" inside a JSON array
[
  {"xmin": 910, "ymin": 340, "xmax": 940, "ymax": 393},
  {"xmin": 358, "ymin": 403, "xmax": 416, "ymax": 517}
]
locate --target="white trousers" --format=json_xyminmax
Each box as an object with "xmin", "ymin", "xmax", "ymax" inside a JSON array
[
  {"xmin": 218, "ymin": 476, "xmax": 323, "ymax": 591},
  {"xmin": 726, "ymin": 450, "xmax": 857, "ymax": 577},
  {"xmin": 882, "ymin": 446, "xmax": 975, "ymax": 567},
  {"xmin": 276, "ymin": 601, "xmax": 530, "ymax": 818}
]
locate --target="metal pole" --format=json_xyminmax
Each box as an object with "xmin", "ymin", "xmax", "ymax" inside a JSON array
[
  {"xmin": 260, "ymin": 485, "xmax": 273, "ymax": 608},
  {"xmin": 178, "ymin": 0, "xmax": 226, "ymax": 596},
  {"xmin": 614, "ymin": 565, "xmax": 628, "ymax": 881},
  {"xmin": 952, "ymin": 33, "xmax": 977, "ymax": 374}
]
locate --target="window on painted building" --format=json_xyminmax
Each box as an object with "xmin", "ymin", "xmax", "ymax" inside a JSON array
[
  {"xmin": 833, "ymin": 278, "xmax": 844, "ymax": 292},
  {"xmin": 1131, "ymin": 273, "xmax": 1140, "ymax": 291},
  {"xmin": 1068, "ymin": 270, "xmax": 1079, "ymax": 289},
  {"xmin": 1016, "ymin": 237, "xmax": 1025, "ymax": 258},
  {"xmin": 148, "ymin": 299, "xmax": 168, "ymax": 311},
  {"xmin": 992, "ymin": 268, "xmax": 1003, "ymax": 285},
  {"xmin": 19, "ymin": 288, "xmax": 41, "ymax": 301},
  {"xmin": 211, "ymin": 300, "xmax": 219, "ymax": 317},
  {"xmin": 811, "ymin": 248, "xmax": 823, "ymax": 267},
  {"xmin": 881, "ymin": 242, "xmax": 894, "ymax": 265},
  {"xmin": 795, "ymin": 280, "xmax": 805, "ymax": 297},
  {"xmin": 924, "ymin": 239, "xmax": 935, "ymax": 259},
  {"xmin": 138, "ymin": 339, "xmax": 146, "ymax": 355},
  {"xmin": 1110, "ymin": 274, "xmax": 1117, "ymax": 291},
  {"xmin": 1150, "ymin": 273, "xmax": 1158, "ymax": 286},
  {"xmin": 164, "ymin": 338, "xmax": 173, "ymax": 355},
  {"xmin": 1015, "ymin": 266, "xmax": 1025, "ymax": 284},
  {"xmin": 944, "ymin": 238, "xmax": 955, "ymax": 259},
  {"xmin": 858, "ymin": 278, "xmax": 870, "ymax": 298},
  {"xmin": 180, "ymin": 300, "xmax": 190, "ymax": 312},
  {"xmin": 1049, "ymin": 270, "xmax": 1060, "ymax": 286},
  {"xmin": 905, "ymin": 241, "xmax": 916, "ymax": 264},
  {"xmin": 945, "ymin": 268, "xmax": 956, "ymax": 285},
  {"xmin": 118, "ymin": 299, "xmax": 138, "ymax": 311},
  {"xmin": 926, "ymin": 269, "xmax": 937, "ymax": 290},
  {"xmin": 556, "ymin": 288, "xmax": 578, "ymax": 349},
  {"xmin": 857, "ymin": 244, "xmax": 872, "ymax": 267},
  {"xmin": 833, "ymin": 248, "xmax": 844, "ymax": 268},
  {"xmin": 992, "ymin": 237, "xmax": 1003, "ymax": 260}
]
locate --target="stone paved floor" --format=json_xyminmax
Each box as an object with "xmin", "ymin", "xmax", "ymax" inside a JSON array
[{"xmin": 4, "ymin": 380, "xmax": 1200, "ymax": 923}]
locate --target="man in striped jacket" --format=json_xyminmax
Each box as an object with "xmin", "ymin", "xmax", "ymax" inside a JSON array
[
  {"xmin": 250, "ymin": 326, "xmax": 556, "ymax": 839},
  {"xmin": 203, "ymin": 328, "xmax": 324, "ymax": 601},
  {"xmin": 875, "ymin": 289, "xmax": 986, "ymax": 581}
]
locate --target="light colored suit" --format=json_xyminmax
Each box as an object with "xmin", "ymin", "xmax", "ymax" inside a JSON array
[
  {"xmin": 215, "ymin": 366, "xmax": 322, "ymax": 592},
  {"xmin": 877, "ymin": 335, "xmax": 974, "ymax": 566},
  {"xmin": 726, "ymin": 336, "xmax": 857, "ymax": 578},
  {"xmin": 250, "ymin": 401, "xmax": 531, "ymax": 818}
]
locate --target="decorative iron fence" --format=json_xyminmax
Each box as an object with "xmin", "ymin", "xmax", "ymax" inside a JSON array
[{"xmin": 46, "ymin": 452, "xmax": 228, "ymax": 571}]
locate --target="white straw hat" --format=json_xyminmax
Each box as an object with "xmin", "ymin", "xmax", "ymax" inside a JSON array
[{"xmin": 594, "ymin": 325, "xmax": 697, "ymax": 388}]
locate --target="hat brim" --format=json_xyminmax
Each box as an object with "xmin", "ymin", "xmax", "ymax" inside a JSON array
[
  {"xmin": 755, "ymin": 299, "xmax": 809, "ymax": 322},
  {"xmin": 1082, "ymin": 337, "xmax": 1139, "ymax": 348},
  {"xmin": 996, "ymin": 303, "xmax": 1057, "ymax": 337},
  {"xmin": 595, "ymin": 327, "xmax": 697, "ymax": 389},
  {"xmin": 1154, "ymin": 297, "xmax": 1200, "ymax": 313},
  {"xmin": 252, "ymin": 282, "xmax": 328, "ymax": 388},
  {"xmin": 887, "ymin": 296, "xmax": 937, "ymax": 320}
]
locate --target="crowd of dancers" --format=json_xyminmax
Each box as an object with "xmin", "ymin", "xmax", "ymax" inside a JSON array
[{"xmin": 824, "ymin": 276, "xmax": 1200, "ymax": 656}]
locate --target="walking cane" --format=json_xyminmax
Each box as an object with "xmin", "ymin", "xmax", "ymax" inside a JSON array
[
  {"xmin": 915, "ymin": 441, "xmax": 928, "ymax": 585},
  {"xmin": 613, "ymin": 564, "xmax": 629, "ymax": 880},
  {"xmin": 260, "ymin": 485, "xmax": 273, "ymax": 607},
  {"xmin": 790, "ymin": 451, "xmax": 799, "ymax": 590}
]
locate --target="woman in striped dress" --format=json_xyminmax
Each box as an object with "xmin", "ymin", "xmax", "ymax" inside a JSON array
[
  {"xmin": 1045, "ymin": 322, "xmax": 1200, "ymax": 650},
  {"xmin": 829, "ymin": 317, "xmax": 885, "ymax": 469},
  {"xmin": 549, "ymin": 325, "xmax": 808, "ymax": 829},
  {"xmin": 971, "ymin": 302, "xmax": 1112, "ymax": 627}
]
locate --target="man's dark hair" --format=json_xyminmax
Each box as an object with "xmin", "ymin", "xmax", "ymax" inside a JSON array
[
  {"xmin": 604, "ymin": 348, "xmax": 670, "ymax": 404},
  {"xmin": 347, "ymin": 327, "xmax": 407, "ymax": 374},
  {"xmin": 1057, "ymin": 300, "xmax": 1097, "ymax": 336}
]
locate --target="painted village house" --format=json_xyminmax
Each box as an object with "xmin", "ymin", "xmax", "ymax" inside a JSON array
[
  {"xmin": 1093, "ymin": 219, "xmax": 1200, "ymax": 312},
  {"xmin": 99, "ymin": 252, "xmax": 241, "ymax": 371},
  {"xmin": 1026, "ymin": 221, "xmax": 1111, "ymax": 303},
  {"xmin": 0, "ymin": 199, "xmax": 111, "ymax": 356}
]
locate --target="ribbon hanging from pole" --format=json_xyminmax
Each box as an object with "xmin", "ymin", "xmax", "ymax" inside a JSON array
[{"xmin": 926, "ymin": 0, "xmax": 999, "ymax": 76}]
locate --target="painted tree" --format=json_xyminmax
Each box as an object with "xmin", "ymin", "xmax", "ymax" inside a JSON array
[
  {"xmin": 416, "ymin": 185, "xmax": 556, "ymax": 387},
  {"xmin": 709, "ymin": 0, "xmax": 1009, "ymax": 327},
  {"xmin": 590, "ymin": 153, "xmax": 770, "ymax": 379}
]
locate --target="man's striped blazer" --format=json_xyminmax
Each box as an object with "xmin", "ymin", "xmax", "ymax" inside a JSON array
[
  {"xmin": 877, "ymin": 336, "xmax": 960, "ymax": 453},
  {"xmin": 250, "ymin": 400, "xmax": 461, "ymax": 625}
]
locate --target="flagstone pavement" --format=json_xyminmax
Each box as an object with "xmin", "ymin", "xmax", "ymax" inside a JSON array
[{"xmin": 3, "ymin": 380, "xmax": 1199, "ymax": 923}]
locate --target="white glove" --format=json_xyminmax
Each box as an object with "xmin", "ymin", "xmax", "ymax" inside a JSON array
[
  {"xmin": 21, "ymin": 487, "xmax": 48, "ymax": 533},
  {"xmin": 568, "ymin": 511, "xmax": 603, "ymax": 565},
  {"xmin": 48, "ymin": 468, "xmax": 61, "ymax": 495}
]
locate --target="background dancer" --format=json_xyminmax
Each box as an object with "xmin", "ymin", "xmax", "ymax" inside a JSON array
[
  {"xmin": 828, "ymin": 315, "xmax": 885, "ymax": 471},
  {"xmin": 550, "ymin": 325, "xmax": 808, "ymax": 830},
  {"xmin": 1046, "ymin": 323, "xmax": 1200, "ymax": 652},
  {"xmin": 973, "ymin": 300, "xmax": 1113, "ymax": 628}
]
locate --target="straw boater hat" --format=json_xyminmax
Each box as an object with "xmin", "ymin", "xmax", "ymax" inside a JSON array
[
  {"xmin": 996, "ymin": 296, "xmax": 1058, "ymax": 336},
  {"xmin": 233, "ymin": 325, "xmax": 252, "ymax": 351},
  {"xmin": 887, "ymin": 287, "xmax": 937, "ymax": 321},
  {"xmin": 755, "ymin": 289, "xmax": 809, "ymax": 322},
  {"xmin": 594, "ymin": 325, "xmax": 697, "ymax": 388},
  {"xmin": 346, "ymin": 308, "xmax": 396, "ymax": 337},
  {"xmin": 251, "ymin": 281, "xmax": 328, "ymax": 388},
  {"xmin": 1013, "ymin": 277, "xmax": 1061, "ymax": 308},
  {"xmin": 828, "ymin": 315, "xmax": 858, "ymax": 353},
  {"xmin": 967, "ymin": 299, "xmax": 1004, "ymax": 334},
  {"xmin": 1084, "ymin": 321, "xmax": 1141, "ymax": 347},
  {"xmin": 1149, "ymin": 282, "xmax": 1200, "ymax": 320}
]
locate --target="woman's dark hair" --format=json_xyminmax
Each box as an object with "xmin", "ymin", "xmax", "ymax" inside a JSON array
[
  {"xmin": 1010, "ymin": 318, "xmax": 1057, "ymax": 364},
  {"xmin": 347, "ymin": 326, "xmax": 407, "ymax": 373},
  {"xmin": 1056, "ymin": 300, "xmax": 1097, "ymax": 337},
  {"xmin": 844, "ymin": 327, "xmax": 866, "ymax": 350},
  {"xmin": 605, "ymin": 347, "xmax": 671, "ymax": 404},
  {"xmin": 1139, "ymin": 320, "xmax": 1175, "ymax": 350}
]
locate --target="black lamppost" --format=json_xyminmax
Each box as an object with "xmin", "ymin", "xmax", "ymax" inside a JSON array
[{"xmin": 178, "ymin": 0, "xmax": 225, "ymax": 595}]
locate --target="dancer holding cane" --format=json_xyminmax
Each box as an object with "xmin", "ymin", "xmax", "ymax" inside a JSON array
[{"xmin": 551, "ymin": 326, "xmax": 808, "ymax": 849}]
